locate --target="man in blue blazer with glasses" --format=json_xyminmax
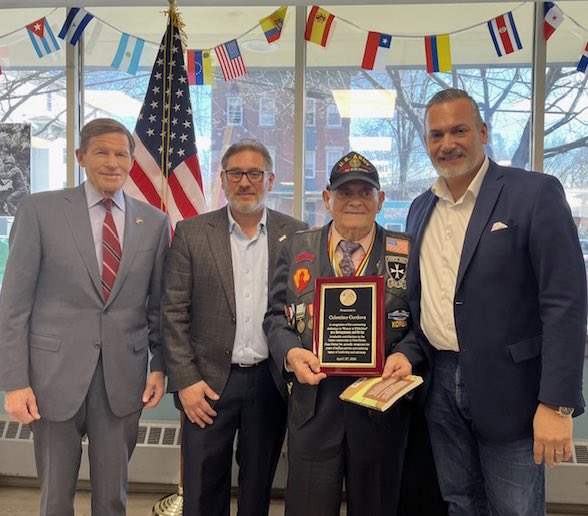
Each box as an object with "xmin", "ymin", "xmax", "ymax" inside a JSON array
[{"xmin": 406, "ymin": 88, "xmax": 586, "ymax": 515}]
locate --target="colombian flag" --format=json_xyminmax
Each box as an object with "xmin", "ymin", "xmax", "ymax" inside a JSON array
[
  {"xmin": 259, "ymin": 6, "xmax": 288, "ymax": 44},
  {"xmin": 305, "ymin": 6, "xmax": 335, "ymax": 47},
  {"xmin": 187, "ymin": 49, "xmax": 213, "ymax": 86},
  {"xmin": 425, "ymin": 34, "xmax": 452, "ymax": 73}
]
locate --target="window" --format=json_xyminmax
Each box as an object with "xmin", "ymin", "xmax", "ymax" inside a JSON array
[
  {"xmin": 306, "ymin": 98, "xmax": 316, "ymax": 127},
  {"xmin": 304, "ymin": 150, "xmax": 316, "ymax": 179},
  {"xmin": 259, "ymin": 97, "xmax": 275, "ymax": 127},
  {"xmin": 325, "ymin": 148, "xmax": 343, "ymax": 180},
  {"xmin": 227, "ymin": 97, "xmax": 243, "ymax": 126},
  {"xmin": 326, "ymin": 103, "xmax": 342, "ymax": 127}
]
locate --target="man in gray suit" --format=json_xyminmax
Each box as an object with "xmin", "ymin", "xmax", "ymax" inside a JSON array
[
  {"xmin": 162, "ymin": 139, "xmax": 307, "ymax": 516},
  {"xmin": 0, "ymin": 118, "xmax": 170, "ymax": 516}
]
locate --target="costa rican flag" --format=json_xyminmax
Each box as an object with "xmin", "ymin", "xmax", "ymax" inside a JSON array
[
  {"xmin": 577, "ymin": 42, "xmax": 588, "ymax": 75},
  {"xmin": 487, "ymin": 12, "xmax": 523, "ymax": 57}
]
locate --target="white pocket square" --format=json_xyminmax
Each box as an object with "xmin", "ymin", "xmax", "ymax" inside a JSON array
[{"xmin": 491, "ymin": 222, "xmax": 509, "ymax": 232}]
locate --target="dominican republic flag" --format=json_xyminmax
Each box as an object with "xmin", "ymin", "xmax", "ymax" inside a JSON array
[
  {"xmin": 26, "ymin": 17, "xmax": 60, "ymax": 58},
  {"xmin": 577, "ymin": 43, "xmax": 588, "ymax": 74},
  {"xmin": 58, "ymin": 7, "xmax": 94, "ymax": 46},
  {"xmin": 544, "ymin": 2, "xmax": 564, "ymax": 41},
  {"xmin": 487, "ymin": 12, "xmax": 523, "ymax": 57},
  {"xmin": 111, "ymin": 33, "xmax": 145, "ymax": 75},
  {"xmin": 124, "ymin": 17, "xmax": 206, "ymax": 229},
  {"xmin": 361, "ymin": 32, "xmax": 392, "ymax": 72},
  {"xmin": 214, "ymin": 39, "xmax": 247, "ymax": 81}
]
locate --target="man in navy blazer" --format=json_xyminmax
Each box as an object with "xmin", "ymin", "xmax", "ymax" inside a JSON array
[{"xmin": 406, "ymin": 88, "xmax": 586, "ymax": 515}]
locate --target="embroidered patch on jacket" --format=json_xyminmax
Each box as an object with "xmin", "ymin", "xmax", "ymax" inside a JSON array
[
  {"xmin": 385, "ymin": 255, "xmax": 407, "ymax": 289},
  {"xmin": 295, "ymin": 251, "xmax": 316, "ymax": 264},
  {"xmin": 386, "ymin": 237, "xmax": 409, "ymax": 255},
  {"xmin": 293, "ymin": 267, "xmax": 311, "ymax": 293}
]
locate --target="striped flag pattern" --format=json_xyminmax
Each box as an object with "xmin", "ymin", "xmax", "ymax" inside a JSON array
[
  {"xmin": 111, "ymin": 33, "xmax": 145, "ymax": 75},
  {"xmin": 487, "ymin": 12, "xmax": 523, "ymax": 57},
  {"xmin": 124, "ymin": 18, "xmax": 207, "ymax": 229},
  {"xmin": 58, "ymin": 7, "xmax": 94, "ymax": 46},
  {"xmin": 26, "ymin": 17, "xmax": 60, "ymax": 58},
  {"xmin": 424, "ymin": 34, "xmax": 452, "ymax": 73},
  {"xmin": 214, "ymin": 39, "xmax": 247, "ymax": 81},
  {"xmin": 577, "ymin": 42, "xmax": 588, "ymax": 74}
]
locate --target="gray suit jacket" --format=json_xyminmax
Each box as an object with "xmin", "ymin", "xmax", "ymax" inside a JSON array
[
  {"xmin": 0, "ymin": 184, "xmax": 170, "ymax": 421},
  {"xmin": 162, "ymin": 206, "xmax": 307, "ymax": 400}
]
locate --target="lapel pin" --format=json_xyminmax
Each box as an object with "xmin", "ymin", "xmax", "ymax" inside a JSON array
[
  {"xmin": 135, "ymin": 217, "xmax": 143, "ymax": 225},
  {"xmin": 279, "ymin": 234, "xmax": 287, "ymax": 242}
]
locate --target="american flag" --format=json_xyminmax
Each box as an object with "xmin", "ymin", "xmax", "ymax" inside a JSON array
[
  {"xmin": 214, "ymin": 39, "xmax": 247, "ymax": 81},
  {"xmin": 125, "ymin": 17, "xmax": 206, "ymax": 229}
]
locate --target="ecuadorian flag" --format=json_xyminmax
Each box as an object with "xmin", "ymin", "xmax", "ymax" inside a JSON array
[
  {"xmin": 425, "ymin": 34, "xmax": 452, "ymax": 73},
  {"xmin": 259, "ymin": 6, "xmax": 287, "ymax": 44}
]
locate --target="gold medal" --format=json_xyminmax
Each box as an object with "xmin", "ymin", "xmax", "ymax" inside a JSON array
[{"xmin": 296, "ymin": 319, "xmax": 306, "ymax": 333}]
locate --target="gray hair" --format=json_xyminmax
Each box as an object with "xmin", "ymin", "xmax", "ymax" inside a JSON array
[
  {"xmin": 221, "ymin": 138, "xmax": 273, "ymax": 171},
  {"xmin": 79, "ymin": 118, "xmax": 135, "ymax": 155},
  {"xmin": 424, "ymin": 88, "xmax": 484, "ymax": 128}
]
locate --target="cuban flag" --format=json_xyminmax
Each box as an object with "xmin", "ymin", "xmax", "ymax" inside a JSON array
[
  {"xmin": 58, "ymin": 7, "xmax": 94, "ymax": 46},
  {"xmin": 487, "ymin": 12, "xmax": 523, "ymax": 57},
  {"xmin": 577, "ymin": 43, "xmax": 588, "ymax": 74},
  {"xmin": 26, "ymin": 17, "xmax": 60, "ymax": 58},
  {"xmin": 361, "ymin": 32, "xmax": 392, "ymax": 72},
  {"xmin": 544, "ymin": 2, "xmax": 564, "ymax": 41},
  {"xmin": 111, "ymin": 33, "xmax": 145, "ymax": 75}
]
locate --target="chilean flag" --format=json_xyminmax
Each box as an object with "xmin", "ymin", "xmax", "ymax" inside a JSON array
[
  {"xmin": 361, "ymin": 32, "xmax": 392, "ymax": 72},
  {"xmin": 487, "ymin": 12, "xmax": 523, "ymax": 57}
]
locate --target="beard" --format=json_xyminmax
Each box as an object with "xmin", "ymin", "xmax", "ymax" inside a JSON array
[
  {"xmin": 433, "ymin": 150, "xmax": 484, "ymax": 179},
  {"xmin": 224, "ymin": 187, "xmax": 267, "ymax": 215}
]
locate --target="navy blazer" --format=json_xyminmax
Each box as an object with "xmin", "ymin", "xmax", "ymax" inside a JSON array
[{"xmin": 406, "ymin": 159, "xmax": 586, "ymax": 442}]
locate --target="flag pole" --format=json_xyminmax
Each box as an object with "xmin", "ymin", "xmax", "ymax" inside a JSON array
[{"xmin": 151, "ymin": 0, "xmax": 185, "ymax": 511}]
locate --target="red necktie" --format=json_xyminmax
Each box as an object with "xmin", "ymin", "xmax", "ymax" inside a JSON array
[{"xmin": 101, "ymin": 198, "xmax": 122, "ymax": 301}]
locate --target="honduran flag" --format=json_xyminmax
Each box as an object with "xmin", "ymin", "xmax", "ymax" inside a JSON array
[
  {"xmin": 487, "ymin": 12, "xmax": 523, "ymax": 57},
  {"xmin": 26, "ymin": 17, "xmax": 60, "ymax": 58},
  {"xmin": 259, "ymin": 6, "xmax": 288, "ymax": 44},
  {"xmin": 577, "ymin": 43, "xmax": 588, "ymax": 74},
  {"xmin": 58, "ymin": 7, "xmax": 94, "ymax": 46},
  {"xmin": 544, "ymin": 2, "xmax": 564, "ymax": 41},
  {"xmin": 305, "ymin": 6, "xmax": 335, "ymax": 47},
  {"xmin": 187, "ymin": 50, "xmax": 213, "ymax": 85},
  {"xmin": 111, "ymin": 33, "xmax": 145, "ymax": 75},
  {"xmin": 424, "ymin": 34, "xmax": 451, "ymax": 73},
  {"xmin": 361, "ymin": 32, "xmax": 392, "ymax": 72}
]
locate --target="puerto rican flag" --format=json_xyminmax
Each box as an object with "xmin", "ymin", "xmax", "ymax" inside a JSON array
[
  {"xmin": 361, "ymin": 32, "xmax": 392, "ymax": 72},
  {"xmin": 487, "ymin": 12, "xmax": 523, "ymax": 57},
  {"xmin": 544, "ymin": 2, "xmax": 564, "ymax": 41}
]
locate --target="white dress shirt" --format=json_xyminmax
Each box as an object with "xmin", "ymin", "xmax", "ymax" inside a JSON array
[{"xmin": 419, "ymin": 157, "xmax": 489, "ymax": 351}]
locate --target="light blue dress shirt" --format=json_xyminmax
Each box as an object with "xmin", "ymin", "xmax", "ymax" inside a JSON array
[
  {"xmin": 228, "ymin": 207, "xmax": 269, "ymax": 365},
  {"xmin": 84, "ymin": 181, "xmax": 126, "ymax": 267}
]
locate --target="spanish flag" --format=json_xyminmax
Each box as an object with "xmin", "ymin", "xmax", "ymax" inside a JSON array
[
  {"xmin": 305, "ymin": 6, "xmax": 335, "ymax": 47},
  {"xmin": 259, "ymin": 6, "xmax": 288, "ymax": 44},
  {"xmin": 424, "ymin": 34, "xmax": 452, "ymax": 73}
]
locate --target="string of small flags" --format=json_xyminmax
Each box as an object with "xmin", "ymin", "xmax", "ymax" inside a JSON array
[{"xmin": 1, "ymin": 2, "xmax": 588, "ymax": 84}]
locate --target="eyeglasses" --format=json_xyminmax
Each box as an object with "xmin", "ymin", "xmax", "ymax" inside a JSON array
[{"xmin": 223, "ymin": 169, "xmax": 270, "ymax": 183}]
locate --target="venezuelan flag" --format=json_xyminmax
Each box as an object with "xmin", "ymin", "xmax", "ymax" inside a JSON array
[
  {"xmin": 187, "ymin": 49, "xmax": 212, "ymax": 86},
  {"xmin": 259, "ymin": 6, "xmax": 287, "ymax": 44},
  {"xmin": 425, "ymin": 34, "xmax": 452, "ymax": 73},
  {"xmin": 305, "ymin": 6, "xmax": 335, "ymax": 47}
]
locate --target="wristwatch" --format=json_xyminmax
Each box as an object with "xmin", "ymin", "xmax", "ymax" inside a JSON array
[
  {"xmin": 546, "ymin": 404, "xmax": 574, "ymax": 417},
  {"xmin": 555, "ymin": 406, "xmax": 574, "ymax": 417}
]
